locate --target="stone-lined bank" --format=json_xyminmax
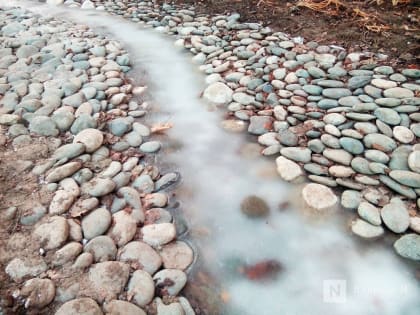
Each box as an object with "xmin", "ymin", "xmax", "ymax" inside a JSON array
[
  {"xmin": 71, "ymin": 1, "xmax": 420, "ymax": 258},
  {"xmin": 0, "ymin": 6, "xmax": 197, "ymax": 314}
]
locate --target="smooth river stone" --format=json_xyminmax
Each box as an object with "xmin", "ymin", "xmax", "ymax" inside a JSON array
[
  {"xmin": 381, "ymin": 198, "xmax": 410, "ymax": 233},
  {"xmin": 351, "ymin": 219, "xmax": 384, "ymax": 239},
  {"xmin": 383, "ymin": 87, "xmax": 414, "ymax": 98},
  {"xmin": 73, "ymin": 128, "xmax": 103, "ymax": 152},
  {"xmin": 371, "ymin": 79, "xmax": 397, "ymax": 89},
  {"xmin": 393, "ymin": 126, "xmax": 415, "ymax": 144},
  {"xmin": 280, "ymin": 147, "xmax": 311, "ymax": 163},
  {"xmin": 363, "ymin": 133, "xmax": 397, "ymax": 152},
  {"xmin": 55, "ymin": 298, "xmax": 102, "ymax": 315},
  {"xmin": 339, "ymin": 137, "xmax": 364, "ymax": 155},
  {"xmin": 340, "ymin": 190, "xmax": 361, "ymax": 209},
  {"xmin": 323, "ymin": 149, "xmax": 353, "ymax": 165},
  {"xmin": 117, "ymin": 241, "xmax": 162, "ymax": 275},
  {"xmin": 87, "ymin": 261, "xmax": 130, "ymax": 302},
  {"xmin": 351, "ymin": 157, "xmax": 373, "ymax": 175},
  {"xmin": 357, "ymin": 202, "xmax": 381, "ymax": 226},
  {"xmin": 375, "ymin": 98, "xmax": 401, "ymax": 107},
  {"xmin": 203, "ymin": 82, "xmax": 233, "ymax": 105},
  {"xmin": 126, "ymin": 270, "xmax": 155, "ymax": 307},
  {"xmin": 33, "ymin": 216, "xmax": 69, "ymax": 250},
  {"xmin": 389, "ymin": 170, "xmax": 420, "ymax": 188},
  {"xmin": 153, "ymin": 269, "xmax": 187, "ymax": 296},
  {"xmin": 373, "ymin": 108, "xmax": 401, "ymax": 126},
  {"xmin": 394, "ymin": 234, "xmax": 420, "ymax": 261},
  {"xmin": 46, "ymin": 161, "xmax": 82, "ymax": 183},
  {"xmin": 379, "ymin": 175, "xmax": 416, "ymax": 199},
  {"xmin": 408, "ymin": 151, "xmax": 420, "ymax": 173},
  {"xmin": 141, "ymin": 223, "xmax": 176, "ymax": 247},
  {"xmin": 347, "ymin": 76, "xmax": 371, "ymax": 89},
  {"xmin": 322, "ymin": 88, "xmax": 352, "ymax": 99},
  {"xmin": 81, "ymin": 178, "xmax": 116, "ymax": 197},
  {"xmin": 81, "ymin": 208, "xmax": 111, "ymax": 240},
  {"xmin": 276, "ymin": 156, "xmax": 303, "ymax": 181},
  {"xmin": 302, "ymin": 183, "xmax": 338, "ymax": 210},
  {"xmin": 364, "ymin": 149, "xmax": 389, "ymax": 163},
  {"xmin": 103, "ymin": 301, "xmax": 146, "ymax": 315},
  {"xmin": 389, "ymin": 145, "xmax": 412, "ymax": 170}
]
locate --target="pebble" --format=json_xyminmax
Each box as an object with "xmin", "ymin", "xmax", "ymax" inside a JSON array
[
  {"xmin": 53, "ymin": 242, "xmax": 83, "ymax": 266},
  {"xmin": 118, "ymin": 241, "xmax": 162, "ymax": 275},
  {"xmin": 20, "ymin": 204, "xmax": 47, "ymax": 225},
  {"xmin": 87, "ymin": 261, "xmax": 130, "ymax": 302},
  {"xmin": 141, "ymin": 223, "xmax": 176, "ymax": 247},
  {"xmin": 140, "ymin": 141, "xmax": 161, "ymax": 153},
  {"xmin": 47, "ymin": 190, "xmax": 74, "ymax": 215},
  {"xmin": 280, "ymin": 147, "xmax": 311, "ymax": 163},
  {"xmin": 203, "ymin": 82, "xmax": 233, "ymax": 105},
  {"xmin": 393, "ymin": 234, "xmax": 420, "ymax": 261},
  {"xmin": 339, "ymin": 137, "xmax": 364, "ymax": 155},
  {"xmin": 82, "ymin": 208, "xmax": 112, "ymax": 240},
  {"xmin": 33, "ymin": 216, "xmax": 69, "ymax": 250},
  {"xmin": 248, "ymin": 116, "xmax": 273, "ymax": 135},
  {"xmin": 374, "ymin": 108, "xmax": 401, "ymax": 125},
  {"xmin": 357, "ymin": 202, "xmax": 381, "ymax": 226},
  {"xmin": 29, "ymin": 116, "xmax": 59, "ymax": 136},
  {"xmin": 81, "ymin": 177, "xmax": 116, "ymax": 197},
  {"xmin": 127, "ymin": 270, "xmax": 155, "ymax": 307},
  {"xmin": 383, "ymin": 87, "xmax": 414, "ymax": 98},
  {"xmin": 153, "ymin": 269, "xmax": 187, "ymax": 296},
  {"xmin": 46, "ymin": 162, "xmax": 82, "ymax": 183},
  {"xmin": 351, "ymin": 219, "xmax": 384, "ymax": 239},
  {"xmin": 107, "ymin": 211, "xmax": 137, "ymax": 246},
  {"xmin": 363, "ymin": 133, "xmax": 397, "ymax": 152},
  {"xmin": 276, "ymin": 156, "xmax": 303, "ymax": 182},
  {"xmin": 103, "ymin": 300, "xmax": 146, "ymax": 315},
  {"xmin": 159, "ymin": 241, "xmax": 194, "ymax": 270},
  {"xmin": 322, "ymin": 88, "xmax": 352, "ymax": 99},
  {"xmin": 55, "ymin": 298, "xmax": 103, "ymax": 315},
  {"xmin": 72, "ymin": 253, "xmax": 94, "ymax": 270},
  {"xmin": 381, "ymin": 198, "xmax": 410, "ymax": 233},
  {"xmin": 323, "ymin": 149, "xmax": 353, "ymax": 165},
  {"xmin": 302, "ymin": 183, "xmax": 338, "ymax": 211},
  {"xmin": 5, "ymin": 257, "xmax": 48, "ymax": 282},
  {"xmin": 408, "ymin": 151, "xmax": 420, "ymax": 173},
  {"xmin": 393, "ymin": 126, "xmax": 414, "ymax": 144},
  {"xmin": 84, "ymin": 235, "xmax": 117, "ymax": 262},
  {"xmin": 73, "ymin": 128, "xmax": 103, "ymax": 152},
  {"xmin": 155, "ymin": 298, "xmax": 185, "ymax": 315},
  {"xmin": 20, "ymin": 278, "xmax": 55, "ymax": 309},
  {"xmin": 340, "ymin": 190, "xmax": 361, "ymax": 209},
  {"xmin": 379, "ymin": 175, "xmax": 417, "ymax": 199}
]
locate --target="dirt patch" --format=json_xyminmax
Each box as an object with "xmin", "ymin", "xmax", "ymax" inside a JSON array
[
  {"xmin": 160, "ymin": 0, "xmax": 419, "ymax": 65},
  {"xmin": 0, "ymin": 133, "xmax": 57, "ymax": 314}
]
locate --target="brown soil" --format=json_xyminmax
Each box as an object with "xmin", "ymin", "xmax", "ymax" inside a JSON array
[{"xmin": 161, "ymin": 0, "xmax": 420, "ymax": 66}]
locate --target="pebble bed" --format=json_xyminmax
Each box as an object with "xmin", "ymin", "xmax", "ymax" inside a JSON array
[
  {"xmin": 83, "ymin": 0, "xmax": 420, "ymax": 256},
  {"xmin": 0, "ymin": 0, "xmax": 419, "ymax": 314},
  {"xmin": 0, "ymin": 4, "xmax": 196, "ymax": 315}
]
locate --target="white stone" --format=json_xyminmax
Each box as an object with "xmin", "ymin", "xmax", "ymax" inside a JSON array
[
  {"xmin": 73, "ymin": 128, "xmax": 103, "ymax": 153},
  {"xmin": 141, "ymin": 223, "xmax": 176, "ymax": 247},
  {"xmin": 203, "ymin": 82, "xmax": 233, "ymax": 105},
  {"xmin": 393, "ymin": 126, "xmax": 414, "ymax": 144},
  {"xmin": 275, "ymin": 156, "xmax": 303, "ymax": 182},
  {"xmin": 302, "ymin": 183, "xmax": 338, "ymax": 210}
]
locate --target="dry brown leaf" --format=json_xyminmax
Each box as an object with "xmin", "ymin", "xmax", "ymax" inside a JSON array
[{"xmin": 151, "ymin": 122, "xmax": 173, "ymax": 134}]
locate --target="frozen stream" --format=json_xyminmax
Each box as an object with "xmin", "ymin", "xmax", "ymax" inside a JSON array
[{"xmin": 7, "ymin": 1, "xmax": 420, "ymax": 314}]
